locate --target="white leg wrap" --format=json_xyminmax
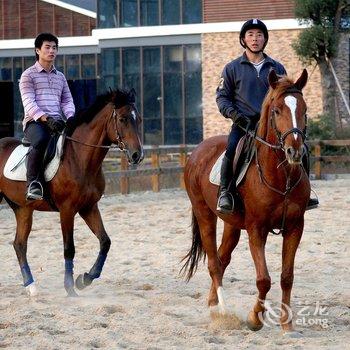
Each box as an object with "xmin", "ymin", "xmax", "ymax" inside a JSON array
[
  {"xmin": 25, "ymin": 282, "xmax": 38, "ymax": 297},
  {"xmin": 217, "ymin": 286, "xmax": 227, "ymax": 314}
]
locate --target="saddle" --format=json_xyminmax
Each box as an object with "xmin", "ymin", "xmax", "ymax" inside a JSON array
[
  {"xmin": 210, "ymin": 133, "xmax": 256, "ymax": 187},
  {"xmin": 3, "ymin": 134, "xmax": 65, "ymax": 182}
]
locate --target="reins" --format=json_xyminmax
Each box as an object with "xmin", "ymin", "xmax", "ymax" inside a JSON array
[{"xmin": 65, "ymin": 108, "xmax": 126, "ymax": 151}]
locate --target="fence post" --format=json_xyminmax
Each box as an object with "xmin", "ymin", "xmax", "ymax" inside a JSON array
[
  {"xmin": 314, "ymin": 141, "xmax": 322, "ymax": 180},
  {"xmin": 179, "ymin": 145, "xmax": 187, "ymax": 189},
  {"xmin": 151, "ymin": 146, "xmax": 160, "ymax": 192},
  {"xmin": 120, "ymin": 153, "xmax": 129, "ymax": 194}
]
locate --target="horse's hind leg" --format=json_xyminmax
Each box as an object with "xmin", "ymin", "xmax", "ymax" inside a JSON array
[
  {"xmin": 13, "ymin": 207, "xmax": 37, "ymax": 296},
  {"xmin": 208, "ymin": 223, "xmax": 241, "ymax": 307},
  {"xmin": 75, "ymin": 204, "xmax": 111, "ymax": 290}
]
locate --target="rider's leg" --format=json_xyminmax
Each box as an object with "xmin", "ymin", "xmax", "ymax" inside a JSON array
[
  {"xmin": 217, "ymin": 125, "xmax": 244, "ymax": 213},
  {"xmin": 24, "ymin": 122, "xmax": 50, "ymax": 200},
  {"xmin": 302, "ymin": 144, "xmax": 319, "ymax": 210}
]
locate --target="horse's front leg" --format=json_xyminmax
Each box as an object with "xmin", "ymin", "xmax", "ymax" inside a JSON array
[
  {"xmin": 280, "ymin": 222, "xmax": 303, "ymax": 333},
  {"xmin": 60, "ymin": 210, "xmax": 78, "ymax": 297},
  {"xmin": 246, "ymin": 227, "xmax": 271, "ymax": 331},
  {"xmin": 75, "ymin": 203, "xmax": 111, "ymax": 290}
]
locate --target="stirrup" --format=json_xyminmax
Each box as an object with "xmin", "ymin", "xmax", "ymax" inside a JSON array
[
  {"xmin": 306, "ymin": 197, "xmax": 319, "ymax": 211},
  {"xmin": 216, "ymin": 191, "xmax": 235, "ymax": 214},
  {"xmin": 26, "ymin": 181, "xmax": 43, "ymax": 201}
]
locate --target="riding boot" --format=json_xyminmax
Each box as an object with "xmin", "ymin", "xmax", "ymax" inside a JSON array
[
  {"xmin": 26, "ymin": 147, "xmax": 44, "ymax": 201},
  {"xmin": 302, "ymin": 147, "xmax": 319, "ymax": 210},
  {"xmin": 217, "ymin": 155, "xmax": 235, "ymax": 213}
]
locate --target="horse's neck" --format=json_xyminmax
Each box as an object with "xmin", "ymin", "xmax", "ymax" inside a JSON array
[{"xmin": 67, "ymin": 107, "xmax": 111, "ymax": 173}]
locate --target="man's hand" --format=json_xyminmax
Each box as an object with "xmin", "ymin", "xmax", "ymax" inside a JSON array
[
  {"xmin": 229, "ymin": 111, "xmax": 251, "ymax": 129},
  {"xmin": 46, "ymin": 117, "xmax": 66, "ymax": 133}
]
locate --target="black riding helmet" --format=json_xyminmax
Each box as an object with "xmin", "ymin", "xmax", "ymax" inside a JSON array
[{"xmin": 239, "ymin": 19, "xmax": 269, "ymax": 50}]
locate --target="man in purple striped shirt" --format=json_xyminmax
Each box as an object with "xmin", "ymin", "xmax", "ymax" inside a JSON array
[{"xmin": 19, "ymin": 32, "xmax": 75, "ymax": 201}]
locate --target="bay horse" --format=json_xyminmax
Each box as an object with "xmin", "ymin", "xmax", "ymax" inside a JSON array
[
  {"xmin": 0, "ymin": 88, "xmax": 143, "ymax": 297},
  {"xmin": 182, "ymin": 70, "xmax": 310, "ymax": 333}
]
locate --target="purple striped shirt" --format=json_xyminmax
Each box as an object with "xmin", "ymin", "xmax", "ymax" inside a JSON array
[{"xmin": 19, "ymin": 61, "xmax": 75, "ymax": 130}]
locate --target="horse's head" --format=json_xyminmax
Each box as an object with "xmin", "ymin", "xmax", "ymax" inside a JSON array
[
  {"xmin": 108, "ymin": 88, "xmax": 144, "ymax": 165},
  {"xmin": 258, "ymin": 69, "xmax": 308, "ymax": 165}
]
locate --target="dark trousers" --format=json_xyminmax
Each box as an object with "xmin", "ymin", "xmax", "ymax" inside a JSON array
[
  {"xmin": 225, "ymin": 124, "xmax": 245, "ymax": 160},
  {"xmin": 24, "ymin": 121, "xmax": 51, "ymax": 184}
]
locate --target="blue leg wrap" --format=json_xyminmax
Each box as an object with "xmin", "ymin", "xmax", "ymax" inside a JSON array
[
  {"xmin": 64, "ymin": 259, "xmax": 74, "ymax": 289},
  {"xmin": 20, "ymin": 263, "xmax": 34, "ymax": 287},
  {"xmin": 88, "ymin": 252, "xmax": 107, "ymax": 279}
]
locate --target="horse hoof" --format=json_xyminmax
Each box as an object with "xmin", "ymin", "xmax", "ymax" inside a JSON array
[
  {"xmin": 246, "ymin": 311, "xmax": 264, "ymax": 331},
  {"xmin": 25, "ymin": 283, "xmax": 38, "ymax": 297},
  {"xmin": 75, "ymin": 274, "xmax": 86, "ymax": 290}
]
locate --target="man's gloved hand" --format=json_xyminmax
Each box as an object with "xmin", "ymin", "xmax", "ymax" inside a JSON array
[
  {"xmin": 66, "ymin": 116, "xmax": 77, "ymax": 130},
  {"xmin": 229, "ymin": 111, "xmax": 251, "ymax": 129},
  {"xmin": 46, "ymin": 117, "xmax": 66, "ymax": 133}
]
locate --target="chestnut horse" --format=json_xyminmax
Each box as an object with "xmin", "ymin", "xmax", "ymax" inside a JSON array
[
  {"xmin": 0, "ymin": 88, "xmax": 143, "ymax": 297},
  {"xmin": 182, "ymin": 70, "xmax": 310, "ymax": 333}
]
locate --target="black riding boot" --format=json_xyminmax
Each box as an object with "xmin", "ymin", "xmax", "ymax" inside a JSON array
[
  {"xmin": 302, "ymin": 147, "xmax": 319, "ymax": 210},
  {"xmin": 26, "ymin": 148, "xmax": 44, "ymax": 201},
  {"xmin": 217, "ymin": 155, "xmax": 235, "ymax": 214}
]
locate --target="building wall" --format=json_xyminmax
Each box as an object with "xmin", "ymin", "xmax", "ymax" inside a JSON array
[
  {"xmin": 202, "ymin": 29, "xmax": 323, "ymax": 138},
  {"xmin": 0, "ymin": 0, "xmax": 95, "ymax": 39},
  {"xmin": 203, "ymin": 0, "xmax": 294, "ymax": 23}
]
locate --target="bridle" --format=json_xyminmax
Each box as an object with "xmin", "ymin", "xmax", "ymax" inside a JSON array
[
  {"xmin": 251, "ymin": 87, "xmax": 307, "ymax": 235},
  {"xmin": 65, "ymin": 105, "xmax": 136, "ymax": 151}
]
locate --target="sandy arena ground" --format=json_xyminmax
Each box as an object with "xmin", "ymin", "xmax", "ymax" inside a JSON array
[{"xmin": 0, "ymin": 178, "xmax": 349, "ymax": 349}]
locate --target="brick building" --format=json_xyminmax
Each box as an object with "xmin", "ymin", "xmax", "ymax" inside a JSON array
[{"xmin": 0, "ymin": 0, "xmax": 348, "ymax": 142}]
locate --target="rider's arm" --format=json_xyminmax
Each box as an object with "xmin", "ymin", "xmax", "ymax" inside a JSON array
[
  {"xmin": 19, "ymin": 70, "xmax": 46, "ymax": 122},
  {"xmin": 60, "ymin": 75, "xmax": 75, "ymax": 119}
]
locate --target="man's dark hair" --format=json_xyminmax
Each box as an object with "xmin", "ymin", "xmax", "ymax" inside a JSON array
[{"xmin": 34, "ymin": 33, "xmax": 58, "ymax": 60}]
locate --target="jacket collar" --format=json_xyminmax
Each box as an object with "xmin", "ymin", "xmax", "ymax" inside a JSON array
[{"xmin": 240, "ymin": 52, "xmax": 274, "ymax": 65}]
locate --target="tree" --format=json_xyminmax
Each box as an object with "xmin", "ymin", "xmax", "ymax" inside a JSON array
[{"xmin": 292, "ymin": 0, "xmax": 350, "ymax": 135}]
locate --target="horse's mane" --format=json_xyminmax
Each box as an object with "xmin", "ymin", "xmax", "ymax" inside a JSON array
[
  {"xmin": 257, "ymin": 76, "xmax": 295, "ymax": 140},
  {"xmin": 69, "ymin": 88, "xmax": 135, "ymax": 131}
]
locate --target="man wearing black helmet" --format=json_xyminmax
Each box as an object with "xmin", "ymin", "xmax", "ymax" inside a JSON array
[{"xmin": 216, "ymin": 18, "xmax": 318, "ymax": 213}]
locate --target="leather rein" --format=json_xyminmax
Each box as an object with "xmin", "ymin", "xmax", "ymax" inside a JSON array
[{"xmin": 65, "ymin": 107, "xmax": 127, "ymax": 151}]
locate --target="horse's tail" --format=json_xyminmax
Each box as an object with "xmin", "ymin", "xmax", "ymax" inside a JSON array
[{"xmin": 180, "ymin": 209, "xmax": 206, "ymax": 282}]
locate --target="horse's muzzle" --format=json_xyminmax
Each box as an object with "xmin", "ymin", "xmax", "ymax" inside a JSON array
[
  {"xmin": 127, "ymin": 149, "xmax": 144, "ymax": 165},
  {"xmin": 285, "ymin": 146, "xmax": 302, "ymax": 164}
]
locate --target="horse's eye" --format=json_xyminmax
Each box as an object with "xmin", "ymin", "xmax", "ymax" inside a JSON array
[
  {"xmin": 273, "ymin": 108, "xmax": 280, "ymax": 115},
  {"xmin": 119, "ymin": 117, "xmax": 127, "ymax": 124}
]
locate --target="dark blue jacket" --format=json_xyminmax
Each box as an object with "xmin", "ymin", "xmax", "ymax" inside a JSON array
[{"xmin": 216, "ymin": 52, "xmax": 286, "ymax": 120}]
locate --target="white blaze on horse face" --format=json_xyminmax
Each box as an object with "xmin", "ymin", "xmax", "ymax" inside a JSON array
[
  {"xmin": 284, "ymin": 95, "xmax": 298, "ymax": 140},
  {"xmin": 131, "ymin": 111, "xmax": 137, "ymax": 121}
]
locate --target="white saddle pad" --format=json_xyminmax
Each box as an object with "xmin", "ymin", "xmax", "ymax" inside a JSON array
[
  {"xmin": 209, "ymin": 152, "xmax": 225, "ymax": 186},
  {"xmin": 3, "ymin": 135, "xmax": 64, "ymax": 182}
]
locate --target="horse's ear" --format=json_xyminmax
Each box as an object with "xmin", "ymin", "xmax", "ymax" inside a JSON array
[
  {"xmin": 294, "ymin": 69, "xmax": 308, "ymax": 91},
  {"xmin": 268, "ymin": 70, "xmax": 279, "ymax": 89},
  {"xmin": 128, "ymin": 88, "xmax": 136, "ymax": 103}
]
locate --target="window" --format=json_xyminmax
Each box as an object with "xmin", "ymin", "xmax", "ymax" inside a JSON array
[
  {"xmin": 162, "ymin": 0, "xmax": 180, "ymax": 25},
  {"xmin": 140, "ymin": 0, "xmax": 159, "ymax": 26},
  {"xmin": 122, "ymin": 48, "xmax": 141, "ymax": 110},
  {"xmin": 184, "ymin": 45, "xmax": 202, "ymax": 144},
  {"xmin": 0, "ymin": 58, "xmax": 12, "ymax": 81},
  {"xmin": 82, "ymin": 54, "xmax": 96, "ymax": 79},
  {"xmin": 100, "ymin": 49, "xmax": 120, "ymax": 93},
  {"xmin": 143, "ymin": 47, "xmax": 161, "ymax": 144},
  {"xmin": 163, "ymin": 46, "xmax": 183, "ymax": 144},
  {"xmin": 66, "ymin": 55, "xmax": 80, "ymax": 80},
  {"xmin": 98, "ymin": 0, "xmax": 118, "ymax": 28},
  {"xmin": 120, "ymin": 0, "xmax": 138, "ymax": 27},
  {"xmin": 182, "ymin": 0, "xmax": 202, "ymax": 24}
]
